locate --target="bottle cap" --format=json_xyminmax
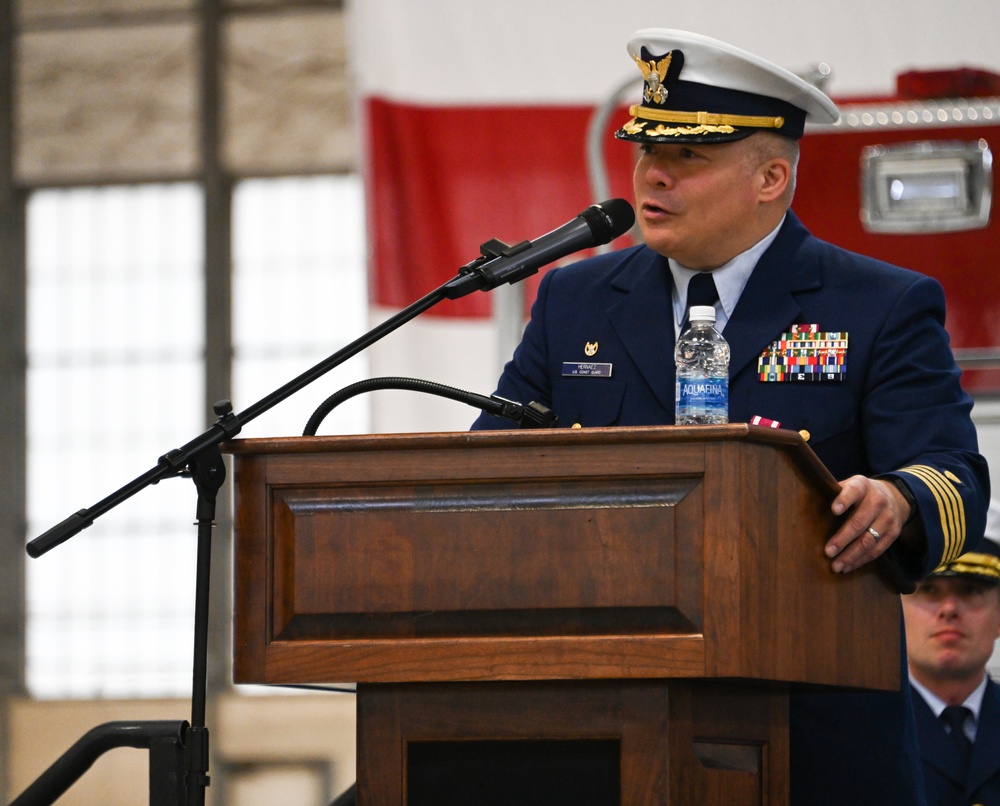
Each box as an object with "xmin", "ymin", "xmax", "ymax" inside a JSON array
[{"xmin": 688, "ymin": 305, "xmax": 716, "ymax": 322}]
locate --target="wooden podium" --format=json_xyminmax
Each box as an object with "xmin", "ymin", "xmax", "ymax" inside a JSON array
[{"xmin": 228, "ymin": 424, "xmax": 900, "ymax": 805}]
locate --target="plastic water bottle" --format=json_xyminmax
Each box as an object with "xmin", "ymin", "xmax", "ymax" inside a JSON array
[{"xmin": 675, "ymin": 305, "xmax": 730, "ymax": 424}]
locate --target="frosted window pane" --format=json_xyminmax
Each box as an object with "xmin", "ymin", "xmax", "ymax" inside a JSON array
[
  {"xmin": 26, "ymin": 183, "xmax": 205, "ymax": 699},
  {"xmin": 24, "ymin": 175, "xmax": 369, "ymax": 699},
  {"xmin": 232, "ymin": 175, "xmax": 369, "ymax": 439}
]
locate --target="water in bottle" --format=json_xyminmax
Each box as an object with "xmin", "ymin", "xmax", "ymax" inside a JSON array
[{"xmin": 675, "ymin": 305, "xmax": 730, "ymax": 424}]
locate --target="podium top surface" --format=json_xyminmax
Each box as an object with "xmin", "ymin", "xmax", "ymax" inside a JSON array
[{"xmin": 225, "ymin": 422, "xmax": 839, "ymax": 492}]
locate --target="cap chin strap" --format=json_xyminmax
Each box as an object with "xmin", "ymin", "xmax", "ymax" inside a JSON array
[{"xmin": 627, "ymin": 105, "xmax": 785, "ymax": 130}]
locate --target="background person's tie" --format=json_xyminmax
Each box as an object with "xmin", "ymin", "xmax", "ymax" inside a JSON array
[{"xmin": 939, "ymin": 705, "xmax": 974, "ymax": 773}]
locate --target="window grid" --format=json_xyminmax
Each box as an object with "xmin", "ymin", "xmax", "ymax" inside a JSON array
[
  {"xmin": 26, "ymin": 182, "xmax": 205, "ymax": 699},
  {"xmin": 231, "ymin": 175, "xmax": 369, "ymax": 440},
  {"xmin": 26, "ymin": 175, "xmax": 367, "ymax": 699}
]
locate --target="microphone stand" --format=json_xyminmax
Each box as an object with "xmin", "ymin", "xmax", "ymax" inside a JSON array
[{"xmin": 16, "ymin": 236, "xmax": 542, "ymax": 806}]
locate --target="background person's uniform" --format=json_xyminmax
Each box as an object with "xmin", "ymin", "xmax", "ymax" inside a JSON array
[
  {"xmin": 912, "ymin": 676, "xmax": 1000, "ymax": 806},
  {"xmin": 909, "ymin": 538, "xmax": 1000, "ymax": 806}
]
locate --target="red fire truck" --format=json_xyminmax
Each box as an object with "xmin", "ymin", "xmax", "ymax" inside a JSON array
[{"xmin": 796, "ymin": 68, "xmax": 1000, "ymax": 394}]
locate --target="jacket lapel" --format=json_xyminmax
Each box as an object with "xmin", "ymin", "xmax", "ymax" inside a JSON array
[
  {"xmin": 967, "ymin": 677, "xmax": 1000, "ymax": 794},
  {"xmin": 605, "ymin": 249, "xmax": 677, "ymax": 413},
  {"xmin": 722, "ymin": 212, "xmax": 820, "ymax": 381}
]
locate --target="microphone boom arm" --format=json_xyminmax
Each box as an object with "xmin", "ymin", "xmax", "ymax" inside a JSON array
[
  {"xmin": 27, "ymin": 282, "xmax": 447, "ymax": 557},
  {"xmin": 27, "ymin": 197, "xmax": 633, "ymax": 556}
]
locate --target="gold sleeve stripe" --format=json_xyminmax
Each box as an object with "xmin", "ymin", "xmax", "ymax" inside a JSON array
[
  {"xmin": 901, "ymin": 465, "xmax": 964, "ymax": 559},
  {"xmin": 898, "ymin": 466, "xmax": 966, "ymax": 561},
  {"xmin": 627, "ymin": 105, "xmax": 786, "ymax": 130}
]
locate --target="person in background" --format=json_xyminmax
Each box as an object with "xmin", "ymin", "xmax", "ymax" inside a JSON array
[
  {"xmin": 471, "ymin": 27, "xmax": 991, "ymax": 806},
  {"xmin": 904, "ymin": 501, "xmax": 1000, "ymax": 806}
]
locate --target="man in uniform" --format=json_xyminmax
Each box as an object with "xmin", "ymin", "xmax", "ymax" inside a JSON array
[
  {"xmin": 472, "ymin": 28, "xmax": 990, "ymax": 805},
  {"xmin": 905, "ymin": 519, "xmax": 1000, "ymax": 806}
]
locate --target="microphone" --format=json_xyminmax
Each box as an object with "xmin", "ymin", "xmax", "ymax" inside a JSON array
[{"xmin": 443, "ymin": 198, "xmax": 635, "ymax": 299}]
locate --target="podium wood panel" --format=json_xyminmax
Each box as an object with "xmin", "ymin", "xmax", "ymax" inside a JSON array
[
  {"xmin": 356, "ymin": 679, "xmax": 788, "ymax": 806},
  {"xmin": 228, "ymin": 424, "xmax": 898, "ymax": 690},
  {"xmin": 228, "ymin": 424, "xmax": 901, "ymax": 805}
]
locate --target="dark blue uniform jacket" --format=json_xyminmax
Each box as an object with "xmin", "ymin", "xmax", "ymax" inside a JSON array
[{"xmin": 472, "ymin": 211, "xmax": 991, "ymax": 805}]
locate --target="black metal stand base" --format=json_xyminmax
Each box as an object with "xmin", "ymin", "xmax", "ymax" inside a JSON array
[{"xmin": 9, "ymin": 721, "xmax": 188, "ymax": 806}]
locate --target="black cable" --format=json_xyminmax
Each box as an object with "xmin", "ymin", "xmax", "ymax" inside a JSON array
[{"xmin": 304, "ymin": 377, "xmax": 556, "ymax": 436}]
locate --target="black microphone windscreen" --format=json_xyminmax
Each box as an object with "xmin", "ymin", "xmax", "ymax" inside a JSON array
[{"xmin": 582, "ymin": 198, "xmax": 636, "ymax": 244}]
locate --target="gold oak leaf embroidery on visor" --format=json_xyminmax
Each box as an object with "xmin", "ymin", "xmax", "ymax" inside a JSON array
[
  {"xmin": 934, "ymin": 553, "xmax": 1000, "ymax": 580},
  {"xmin": 620, "ymin": 119, "xmax": 738, "ymax": 137},
  {"xmin": 649, "ymin": 123, "xmax": 737, "ymax": 137}
]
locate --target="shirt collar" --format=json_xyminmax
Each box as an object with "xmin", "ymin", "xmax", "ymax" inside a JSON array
[
  {"xmin": 910, "ymin": 671, "xmax": 989, "ymax": 739},
  {"xmin": 668, "ymin": 215, "xmax": 785, "ymax": 337}
]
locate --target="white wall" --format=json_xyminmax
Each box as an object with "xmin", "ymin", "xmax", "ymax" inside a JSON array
[{"xmin": 353, "ymin": 0, "xmax": 1000, "ymax": 101}]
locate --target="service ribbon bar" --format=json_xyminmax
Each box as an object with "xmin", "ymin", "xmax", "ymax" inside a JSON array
[{"xmin": 759, "ymin": 326, "xmax": 848, "ymax": 382}]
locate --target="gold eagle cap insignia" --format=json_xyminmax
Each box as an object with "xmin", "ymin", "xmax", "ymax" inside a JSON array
[{"xmin": 635, "ymin": 51, "xmax": 673, "ymax": 105}]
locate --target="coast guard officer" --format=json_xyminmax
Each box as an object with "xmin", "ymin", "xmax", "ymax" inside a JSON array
[
  {"xmin": 905, "ymin": 523, "xmax": 1000, "ymax": 806},
  {"xmin": 471, "ymin": 28, "xmax": 990, "ymax": 806}
]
